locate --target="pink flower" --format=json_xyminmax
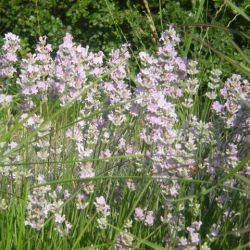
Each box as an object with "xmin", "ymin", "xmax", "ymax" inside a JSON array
[
  {"xmin": 212, "ymin": 101, "xmax": 224, "ymax": 113},
  {"xmin": 144, "ymin": 211, "xmax": 154, "ymax": 226},
  {"xmin": 96, "ymin": 196, "xmax": 106, "ymax": 206},
  {"xmin": 95, "ymin": 196, "xmax": 110, "ymax": 216},
  {"xmin": 134, "ymin": 207, "xmax": 144, "ymax": 221}
]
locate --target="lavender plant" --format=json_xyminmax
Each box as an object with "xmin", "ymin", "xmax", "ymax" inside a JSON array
[{"xmin": 0, "ymin": 26, "xmax": 249, "ymax": 250}]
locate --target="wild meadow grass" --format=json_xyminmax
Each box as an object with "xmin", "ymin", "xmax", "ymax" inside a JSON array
[{"xmin": 0, "ymin": 20, "xmax": 250, "ymax": 250}]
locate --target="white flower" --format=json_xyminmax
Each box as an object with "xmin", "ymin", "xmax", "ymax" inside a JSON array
[
  {"xmin": 37, "ymin": 175, "xmax": 45, "ymax": 183},
  {"xmin": 55, "ymin": 213, "xmax": 65, "ymax": 224}
]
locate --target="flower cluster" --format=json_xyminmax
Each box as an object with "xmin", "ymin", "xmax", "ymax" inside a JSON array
[
  {"xmin": 134, "ymin": 207, "xmax": 154, "ymax": 226},
  {"xmin": 25, "ymin": 176, "xmax": 71, "ymax": 233},
  {"xmin": 94, "ymin": 196, "xmax": 110, "ymax": 229},
  {"xmin": 207, "ymin": 73, "xmax": 250, "ymax": 175},
  {"xmin": 0, "ymin": 26, "xmax": 249, "ymax": 247},
  {"xmin": 17, "ymin": 36, "xmax": 54, "ymax": 99},
  {"xmin": 0, "ymin": 33, "xmax": 20, "ymax": 78},
  {"xmin": 114, "ymin": 220, "xmax": 134, "ymax": 250}
]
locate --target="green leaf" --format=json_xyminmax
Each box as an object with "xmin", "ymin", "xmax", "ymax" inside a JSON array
[
  {"xmin": 138, "ymin": 239, "xmax": 167, "ymax": 250},
  {"xmin": 194, "ymin": 36, "xmax": 250, "ymax": 77},
  {"xmin": 226, "ymin": 0, "xmax": 250, "ymax": 22},
  {"xmin": 235, "ymin": 173, "xmax": 250, "ymax": 186}
]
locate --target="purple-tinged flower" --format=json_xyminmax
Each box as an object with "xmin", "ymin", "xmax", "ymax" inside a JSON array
[
  {"xmin": 0, "ymin": 33, "xmax": 20, "ymax": 78},
  {"xmin": 79, "ymin": 163, "xmax": 95, "ymax": 179},
  {"xmin": 212, "ymin": 101, "xmax": 224, "ymax": 113},
  {"xmin": 94, "ymin": 196, "xmax": 110, "ymax": 216},
  {"xmin": 134, "ymin": 207, "xmax": 144, "ymax": 221},
  {"xmin": 55, "ymin": 213, "xmax": 65, "ymax": 224},
  {"xmin": 178, "ymin": 237, "xmax": 188, "ymax": 247},
  {"xmin": 187, "ymin": 227, "xmax": 200, "ymax": 245},
  {"xmin": 191, "ymin": 221, "xmax": 202, "ymax": 231},
  {"xmin": 144, "ymin": 211, "xmax": 154, "ymax": 226}
]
